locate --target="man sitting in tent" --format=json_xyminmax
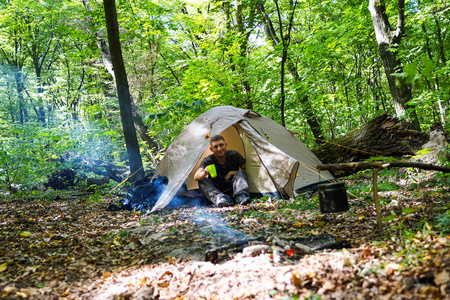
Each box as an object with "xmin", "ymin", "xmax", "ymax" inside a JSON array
[{"xmin": 194, "ymin": 135, "xmax": 251, "ymax": 207}]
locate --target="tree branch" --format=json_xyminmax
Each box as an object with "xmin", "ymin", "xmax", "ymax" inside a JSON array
[
  {"xmin": 394, "ymin": 0, "xmax": 406, "ymax": 41},
  {"xmin": 317, "ymin": 161, "xmax": 450, "ymax": 174}
]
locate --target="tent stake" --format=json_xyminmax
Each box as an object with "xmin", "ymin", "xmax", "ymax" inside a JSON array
[{"xmin": 373, "ymin": 167, "xmax": 382, "ymax": 231}]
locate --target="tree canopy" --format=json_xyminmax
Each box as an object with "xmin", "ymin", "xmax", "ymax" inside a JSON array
[{"xmin": 0, "ymin": 0, "xmax": 449, "ymax": 188}]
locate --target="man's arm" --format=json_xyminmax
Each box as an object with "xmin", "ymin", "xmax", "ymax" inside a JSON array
[
  {"xmin": 224, "ymin": 163, "xmax": 246, "ymax": 182},
  {"xmin": 194, "ymin": 167, "xmax": 209, "ymax": 181}
]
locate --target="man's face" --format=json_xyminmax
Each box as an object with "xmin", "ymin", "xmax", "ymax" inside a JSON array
[{"xmin": 210, "ymin": 139, "xmax": 227, "ymax": 158}]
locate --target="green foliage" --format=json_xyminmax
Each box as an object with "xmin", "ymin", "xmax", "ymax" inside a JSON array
[
  {"xmin": 0, "ymin": 0, "xmax": 448, "ymax": 191},
  {"xmin": 365, "ymin": 156, "xmax": 397, "ymax": 163},
  {"xmin": 285, "ymin": 194, "xmax": 319, "ymax": 211},
  {"xmin": 438, "ymin": 145, "xmax": 450, "ymax": 167},
  {"xmin": 140, "ymin": 216, "xmax": 162, "ymax": 226},
  {"xmin": 377, "ymin": 180, "xmax": 399, "ymax": 192},
  {"xmin": 0, "ymin": 123, "xmax": 60, "ymax": 188},
  {"xmin": 0, "ymin": 117, "xmax": 127, "ymax": 190},
  {"xmin": 435, "ymin": 210, "xmax": 450, "ymax": 233},
  {"xmin": 118, "ymin": 229, "xmax": 129, "ymax": 239}
]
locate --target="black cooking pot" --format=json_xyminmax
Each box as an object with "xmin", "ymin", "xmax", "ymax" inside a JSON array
[{"xmin": 318, "ymin": 182, "xmax": 349, "ymax": 213}]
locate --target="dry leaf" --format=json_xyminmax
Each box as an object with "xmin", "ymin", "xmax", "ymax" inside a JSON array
[
  {"xmin": 292, "ymin": 272, "xmax": 302, "ymax": 287},
  {"xmin": 0, "ymin": 262, "xmax": 6, "ymax": 272},
  {"xmin": 434, "ymin": 270, "xmax": 449, "ymax": 286},
  {"xmin": 102, "ymin": 272, "xmax": 112, "ymax": 279}
]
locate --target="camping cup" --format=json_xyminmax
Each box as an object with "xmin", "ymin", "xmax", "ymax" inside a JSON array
[{"xmin": 206, "ymin": 164, "xmax": 217, "ymax": 178}]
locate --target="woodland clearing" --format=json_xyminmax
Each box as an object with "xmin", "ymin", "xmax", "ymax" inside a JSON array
[{"xmin": 1, "ymin": 170, "xmax": 449, "ymax": 300}]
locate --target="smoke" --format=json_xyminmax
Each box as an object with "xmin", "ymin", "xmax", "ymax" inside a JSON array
[{"xmin": 191, "ymin": 209, "xmax": 248, "ymax": 242}]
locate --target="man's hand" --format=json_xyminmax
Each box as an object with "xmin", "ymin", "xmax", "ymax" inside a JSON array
[
  {"xmin": 224, "ymin": 171, "xmax": 237, "ymax": 182},
  {"xmin": 194, "ymin": 168, "xmax": 209, "ymax": 181}
]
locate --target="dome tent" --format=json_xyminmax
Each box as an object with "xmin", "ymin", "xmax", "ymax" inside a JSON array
[{"xmin": 152, "ymin": 106, "xmax": 334, "ymax": 212}]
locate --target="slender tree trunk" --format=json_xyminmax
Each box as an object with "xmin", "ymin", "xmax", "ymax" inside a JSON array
[
  {"xmin": 273, "ymin": 0, "xmax": 294, "ymax": 127},
  {"xmin": 235, "ymin": 2, "xmax": 253, "ymax": 109},
  {"xmin": 434, "ymin": 15, "xmax": 447, "ymax": 65},
  {"xmin": 223, "ymin": 1, "xmax": 253, "ymax": 109},
  {"xmin": 353, "ymin": 52, "xmax": 365, "ymax": 122},
  {"xmin": 421, "ymin": 22, "xmax": 445, "ymax": 125},
  {"xmin": 5, "ymin": 80, "xmax": 15, "ymax": 122},
  {"xmin": 32, "ymin": 65, "xmax": 47, "ymax": 126},
  {"xmin": 13, "ymin": 67, "xmax": 27, "ymax": 124},
  {"xmin": 432, "ymin": 15, "xmax": 447, "ymax": 124},
  {"xmin": 83, "ymin": 0, "xmax": 158, "ymax": 151},
  {"xmin": 257, "ymin": 2, "xmax": 324, "ymax": 143},
  {"xmin": 368, "ymin": 0, "xmax": 420, "ymax": 131},
  {"xmin": 103, "ymin": 0, "xmax": 144, "ymax": 182},
  {"xmin": 223, "ymin": 2, "xmax": 240, "ymax": 104}
]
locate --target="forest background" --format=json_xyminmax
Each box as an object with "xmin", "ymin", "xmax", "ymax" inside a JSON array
[{"xmin": 0, "ymin": 0, "xmax": 448, "ymax": 190}]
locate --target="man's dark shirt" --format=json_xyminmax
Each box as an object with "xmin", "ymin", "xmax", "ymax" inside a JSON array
[{"xmin": 199, "ymin": 150, "xmax": 245, "ymax": 191}]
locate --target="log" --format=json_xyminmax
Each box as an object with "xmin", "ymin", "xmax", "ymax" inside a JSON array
[
  {"xmin": 312, "ymin": 114, "xmax": 431, "ymax": 176},
  {"xmin": 317, "ymin": 161, "xmax": 450, "ymax": 173},
  {"xmin": 45, "ymin": 157, "xmax": 155, "ymax": 190}
]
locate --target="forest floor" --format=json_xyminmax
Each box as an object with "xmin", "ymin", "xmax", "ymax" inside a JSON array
[{"xmin": 1, "ymin": 170, "xmax": 450, "ymax": 299}]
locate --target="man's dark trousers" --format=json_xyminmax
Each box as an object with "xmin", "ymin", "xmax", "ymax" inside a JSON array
[{"xmin": 198, "ymin": 170, "xmax": 249, "ymax": 206}]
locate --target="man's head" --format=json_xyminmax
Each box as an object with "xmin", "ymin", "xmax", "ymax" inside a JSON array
[{"xmin": 209, "ymin": 135, "xmax": 227, "ymax": 159}]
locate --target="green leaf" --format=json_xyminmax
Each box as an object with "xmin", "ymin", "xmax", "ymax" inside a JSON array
[
  {"xmin": 382, "ymin": 214, "xmax": 396, "ymax": 222},
  {"xmin": 422, "ymin": 57, "xmax": 435, "ymax": 75},
  {"xmin": 20, "ymin": 231, "xmax": 33, "ymax": 237},
  {"xmin": 402, "ymin": 207, "xmax": 417, "ymax": 215}
]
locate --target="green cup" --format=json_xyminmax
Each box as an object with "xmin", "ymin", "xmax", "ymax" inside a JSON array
[{"xmin": 206, "ymin": 164, "xmax": 217, "ymax": 178}]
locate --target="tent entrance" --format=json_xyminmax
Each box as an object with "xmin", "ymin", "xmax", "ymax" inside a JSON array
[{"xmin": 184, "ymin": 124, "xmax": 279, "ymax": 195}]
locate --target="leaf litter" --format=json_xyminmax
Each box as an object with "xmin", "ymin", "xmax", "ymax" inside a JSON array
[{"xmin": 0, "ymin": 172, "xmax": 449, "ymax": 299}]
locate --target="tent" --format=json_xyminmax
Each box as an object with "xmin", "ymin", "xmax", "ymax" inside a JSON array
[{"xmin": 151, "ymin": 106, "xmax": 334, "ymax": 212}]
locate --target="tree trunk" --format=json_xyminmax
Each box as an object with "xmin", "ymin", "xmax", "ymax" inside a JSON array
[
  {"xmin": 31, "ymin": 64, "xmax": 47, "ymax": 126},
  {"xmin": 257, "ymin": 2, "xmax": 324, "ymax": 142},
  {"xmin": 82, "ymin": 0, "xmax": 158, "ymax": 151},
  {"xmin": 368, "ymin": 0, "xmax": 420, "ymax": 131},
  {"xmin": 421, "ymin": 22, "xmax": 446, "ymax": 125},
  {"xmin": 312, "ymin": 114, "xmax": 430, "ymax": 174},
  {"xmin": 235, "ymin": 2, "xmax": 253, "ymax": 109},
  {"xmin": 274, "ymin": 0, "xmax": 296, "ymax": 127},
  {"xmin": 223, "ymin": 1, "xmax": 253, "ymax": 109},
  {"xmin": 14, "ymin": 67, "xmax": 27, "ymax": 124},
  {"xmin": 103, "ymin": 0, "xmax": 144, "ymax": 182}
]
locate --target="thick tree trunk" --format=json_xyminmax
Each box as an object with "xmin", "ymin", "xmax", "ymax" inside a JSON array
[
  {"xmin": 103, "ymin": 0, "xmax": 144, "ymax": 182},
  {"xmin": 368, "ymin": 0, "xmax": 421, "ymax": 131},
  {"xmin": 312, "ymin": 114, "xmax": 430, "ymax": 171}
]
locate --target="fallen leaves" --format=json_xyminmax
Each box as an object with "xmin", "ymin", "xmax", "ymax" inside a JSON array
[
  {"xmin": 435, "ymin": 270, "xmax": 450, "ymax": 286},
  {"xmin": 0, "ymin": 173, "xmax": 449, "ymax": 299}
]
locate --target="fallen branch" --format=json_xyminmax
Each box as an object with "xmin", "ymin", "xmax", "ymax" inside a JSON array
[
  {"xmin": 205, "ymin": 236, "xmax": 265, "ymax": 263},
  {"xmin": 317, "ymin": 161, "xmax": 450, "ymax": 173}
]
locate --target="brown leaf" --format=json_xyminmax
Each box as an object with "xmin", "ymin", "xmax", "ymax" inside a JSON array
[
  {"xmin": 434, "ymin": 270, "xmax": 450, "ymax": 286},
  {"xmin": 419, "ymin": 286, "xmax": 441, "ymax": 298},
  {"xmin": 292, "ymin": 271, "xmax": 302, "ymax": 287}
]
